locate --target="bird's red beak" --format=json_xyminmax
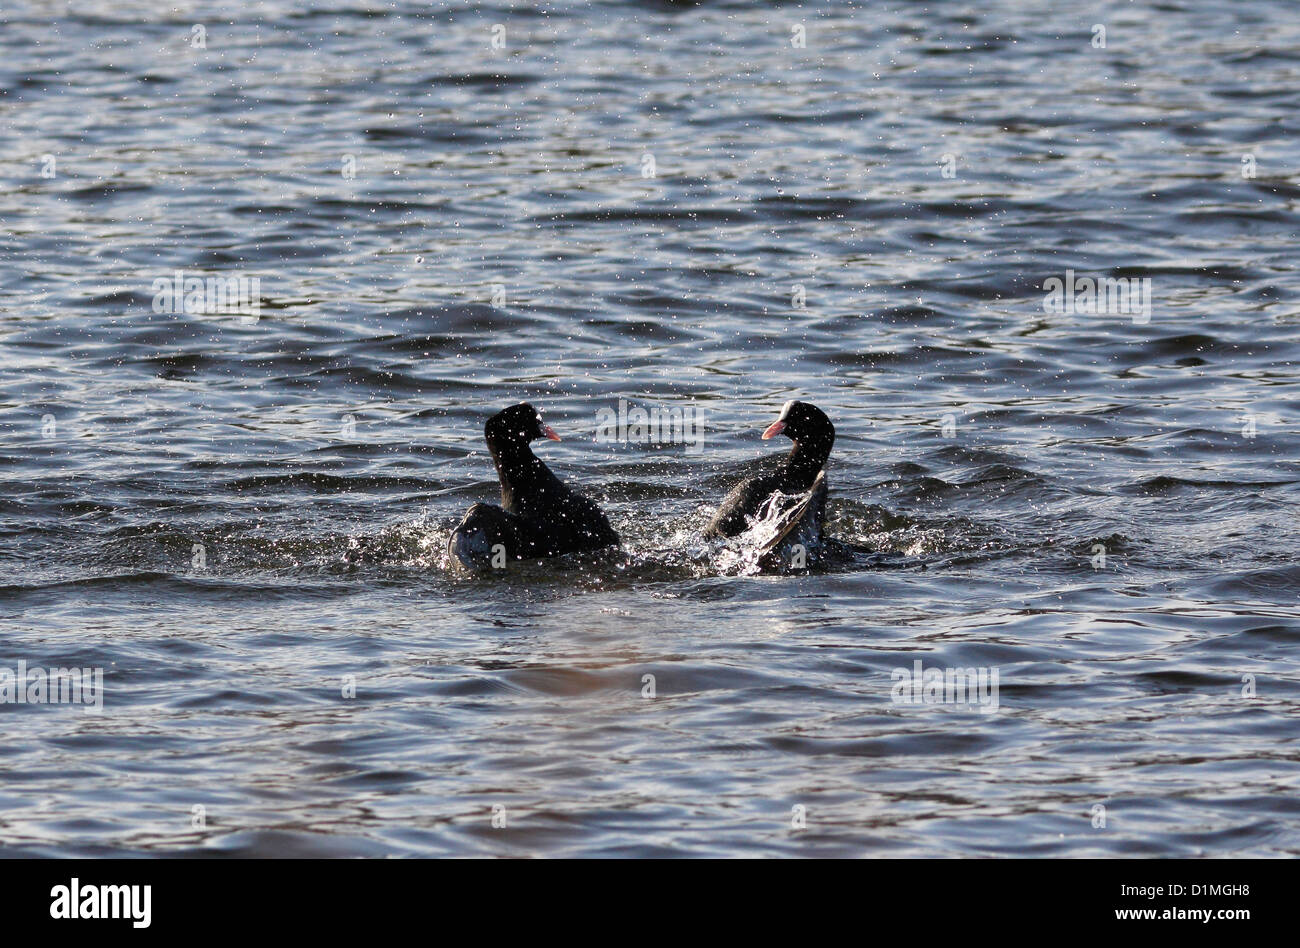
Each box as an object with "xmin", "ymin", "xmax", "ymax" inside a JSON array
[
  {"xmin": 761, "ymin": 420, "xmax": 785, "ymax": 440},
  {"xmin": 542, "ymin": 424, "xmax": 561, "ymax": 442}
]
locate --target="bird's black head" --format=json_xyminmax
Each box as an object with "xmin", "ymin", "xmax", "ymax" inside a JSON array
[
  {"xmin": 485, "ymin": 402, "xmax": 561, "ymax": 447},
  {"xmin": 762, "ymin": 400, "xmax": 834, "ymax": 447}
]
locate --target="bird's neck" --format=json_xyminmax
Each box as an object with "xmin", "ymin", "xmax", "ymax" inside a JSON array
[
  {"xmin": 781, "ymin": 435, "xmax": 832, "ymax": 490},
  {"xmin": 490, "ymin": 440, "xmax": 549, "ymax": 509}
]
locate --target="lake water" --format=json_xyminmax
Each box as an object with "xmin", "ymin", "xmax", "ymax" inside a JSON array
[{"xmin": 2, "ymin": 0, "xmax": 1299, "ymax": 856}]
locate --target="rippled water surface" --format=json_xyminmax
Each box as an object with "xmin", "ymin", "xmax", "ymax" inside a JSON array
[{"xmin": 2, "ymin": 0, "xmax": 1299, "ymax": 856}]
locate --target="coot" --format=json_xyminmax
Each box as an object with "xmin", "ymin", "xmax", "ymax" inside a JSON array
[
  {"xmin": 704, "ymin": 401, "xmax": 834, "ymax": 565},
  {"xmin": 448, "ymin": 403, "xmax": 620, "ymax": 569}
]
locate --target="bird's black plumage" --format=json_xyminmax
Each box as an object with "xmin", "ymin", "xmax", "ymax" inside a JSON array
[
  {"xmin": 448, "ymin": 403, "xmax": 620, "ymax": 568},
  {"xmin": 704, "ymin": 400, "xmax": 835, "ymax": 543}
]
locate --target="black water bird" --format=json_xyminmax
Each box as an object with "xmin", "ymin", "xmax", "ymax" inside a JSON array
[
  {"xmin": 448, "ymin": 403, "xmax": 620, "ymax": 569},
  {"xmin": 704, "ymin": 400, "xmax": 835, "ymax": 566}
]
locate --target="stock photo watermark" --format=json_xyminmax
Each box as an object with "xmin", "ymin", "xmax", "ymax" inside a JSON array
[
  {"xmin": 49, "ymin": 879, "xmax": 150, "ymax": 928},
  {"xmin": 891, "ymin": 660, "xmax": 1000, "ymax": 714},
  {"xmin": 595, "ymin": 399, "xmax": 706, "ymax": 453},
  {"xmin": 1042, "ymin": 269, "xmax": 1151, "ymax": 324},
  {"xmin": 0, "ymin": 660, "xmax": 104, "ymax": 713},
  {"xmin": 151, "ymin": 271, "xmax": 261, "ymax": 323}
]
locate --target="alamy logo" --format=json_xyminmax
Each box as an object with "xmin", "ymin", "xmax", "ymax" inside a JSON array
[
  {"xmin": 50, "ymin": 878, "xmax": 151, "ymax": 928},
  {"xmin": 151, "ymin": 270, "xmax": 261, "ymax": 323},
  {"xmin": 1042, "ymin": 269, "xmax": 1151, "ymax": 324},
  {"xmin": 0, "ymin": 660, "xmax": 103, "ymax": 713},
  {"xmin": 595, "ymin": 399, "xmax": 705, "ymax": 453},
  {"xmin": 891, "ymin": 660, "xmax": 999, "ymax": 714}
]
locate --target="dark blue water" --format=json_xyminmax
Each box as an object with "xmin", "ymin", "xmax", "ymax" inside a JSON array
[{"xmin": 2, "ymin": 0, "xmax": 1299, "ymax": 856}]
